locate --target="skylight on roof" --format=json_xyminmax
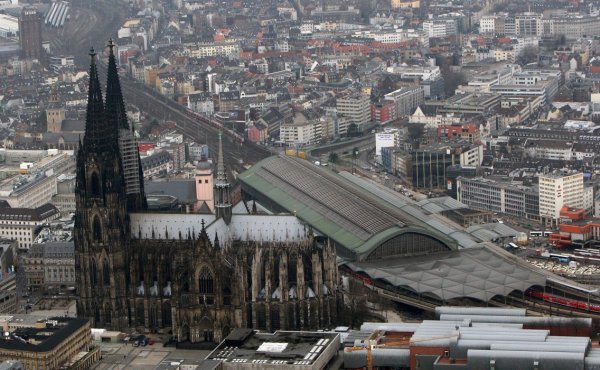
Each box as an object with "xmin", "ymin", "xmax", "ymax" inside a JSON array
[{"xmin": 257, "ymin": 342, "xmax": 288, "ymax": 353}]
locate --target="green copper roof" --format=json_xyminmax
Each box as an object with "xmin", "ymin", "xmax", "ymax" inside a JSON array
[{"xmin": 239, "ymin": 156, "xmax": 463, "ymax": 259}]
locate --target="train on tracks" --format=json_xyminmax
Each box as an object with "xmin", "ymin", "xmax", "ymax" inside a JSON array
[
  {"xmin": 526, "ymin": 289, "xmax": 600, "ymax": 312},
  {"xmin": 341, "ymin": 264, "xmax": 600, "ymax": 315},
  {"xmin": 182, "ymin": 108, "xmax": 245, "ymax": 144}
]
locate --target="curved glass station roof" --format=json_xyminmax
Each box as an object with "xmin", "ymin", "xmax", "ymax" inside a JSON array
[{"xmin": 239, "ymin": 155, "xmax": 466, "ymax": 259}]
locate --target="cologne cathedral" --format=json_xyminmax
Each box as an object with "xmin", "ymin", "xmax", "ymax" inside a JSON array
[{"xmin": 75, "ymin": 42, "xmax": 342, "ymax": 342}]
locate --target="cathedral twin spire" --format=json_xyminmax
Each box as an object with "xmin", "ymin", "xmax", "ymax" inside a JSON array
[
  {"xmin": 83, "ymin": 47, "xmax": 112, "ymax": 154},
  {"xmin": 79, "ymin": 40, "xmax": 146, "ymax": 210},
  {"xmin": 105, "ymin": 39, "xmax": 132, "ymax": 132},
  {"xmin": 83, "ymin": 40, "xmax": 130, "ymax": 153}
]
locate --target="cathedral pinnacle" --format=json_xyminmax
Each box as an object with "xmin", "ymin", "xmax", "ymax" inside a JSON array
[
  {"xmin": 215, "ymin": 131, "xmax": 227, "ymax": 185},
  {"xmin": 213, "ymin": 131, "xmax": 232, "ymax": 224},
  {"xmin": 82, "ymin": 46, "xmax": 109, "ymax": 154},
  {"xmin": 105, "ymin": 38, "xmax": 130, "ymax": 132}
]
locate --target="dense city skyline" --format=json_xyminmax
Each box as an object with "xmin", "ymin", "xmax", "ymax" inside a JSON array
[{"xmin": 0, "ymin": 0, "xmax": 600, "ymax": 369}]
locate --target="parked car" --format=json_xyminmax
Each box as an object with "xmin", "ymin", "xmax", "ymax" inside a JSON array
[{"xmin": 134, "ymin": 335, "xmax": 149, "ymax": 347}]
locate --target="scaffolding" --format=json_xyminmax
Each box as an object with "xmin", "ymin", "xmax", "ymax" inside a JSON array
[{"xmin": 118, "ymin": 129, "xmax": 141, "ymax": 195}]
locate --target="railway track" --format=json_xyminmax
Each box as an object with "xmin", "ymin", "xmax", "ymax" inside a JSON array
[
  {"xmin": 115, "ymin": 74, "xmax": 272, "ymax": 172},
  {"xmin": 347, "ymin": 274, "xmax": 600, "ymax": 321}
]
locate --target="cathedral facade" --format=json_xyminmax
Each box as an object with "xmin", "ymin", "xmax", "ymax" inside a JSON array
[{"xmin": 75, "ymin": 43, "xmax": 342, "ymax": 342}]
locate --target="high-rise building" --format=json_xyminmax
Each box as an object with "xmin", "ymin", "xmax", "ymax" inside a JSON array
[
  {"xmin": 538, "ymin": 172, "xmax": 584, "ymax": 224},
  {"xmin": 336, "ymin": 93, "xmax": 371, "ymax": 129},
  {"xmin": 384, "ymin": 87, "xmax": 425, "ymax": 118},
  {"xmin": 18, "ymin": 7, "xmax": 42, "ymax": 61}
]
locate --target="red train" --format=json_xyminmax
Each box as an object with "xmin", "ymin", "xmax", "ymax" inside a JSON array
[
  {"xmin": 183, "ymin": 108, "xmax": 245, "ymax": 143},
  {"xmin": 340, "ymin": 265, "xmax": 373, "ymax": 286},
  {"xmin": 526, "ymin": 290, "xmax": 600, "ymax": 312}
]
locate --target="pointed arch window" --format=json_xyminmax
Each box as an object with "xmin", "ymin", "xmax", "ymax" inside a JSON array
[
  {"xmin": 90, "ymin": 172, "xmax": 101, "ymax": 197},
  {"xmin": 199, "ymin": 266, "xmax": 214, "ymax": 295},
  {"xmin": 92, "ymin": 216, "xmax": 102, "ymax": 242},
  {"xmin": 90, "ymin": 259, "xmax": 97, "ymax": 285},
  {"xmin": 103, "ymin": 258, "xmax": 110, "ymax": 286}
]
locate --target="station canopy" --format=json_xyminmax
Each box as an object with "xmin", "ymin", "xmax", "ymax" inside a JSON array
[{"xmin": 344, "ymin": 246, "xmax": 547, "ymax": 302}]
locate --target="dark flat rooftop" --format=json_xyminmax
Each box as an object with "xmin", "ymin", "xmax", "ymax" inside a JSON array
[
  {"xmin": 207, "ymin": 331, "xmax": 339, "ymax": 367},
  {"xmin": 0, "ymin": 317, "xmax": 88, "ymax": 352}
]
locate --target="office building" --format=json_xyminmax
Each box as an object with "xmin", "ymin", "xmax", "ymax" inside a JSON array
[
  {"xmin": 539, "ymin": 171, "xmax": 584, "ymax": 223},
  {"xmin": 0, "ymin": 174, "xmax": 58, "ymax": 209},
  {"xmin": 384, "ymin": 87, "xmax": 425, "ymax": 118},
  {"xmin": 23, "ymin": 242, "xmax": 74, "ymax": 293},
  {"xmin": 0, "ymin": 317, "xmax": 98, "ymax": 370},
  {"xmin": 18, "ymin": 7, "xmax": 42, "ymax": 61},
  {"xmin": 336, "ymin": 93, "xmax": 370, "ymax": 128},
  {"xmin": 457, "ymin": 177, "xmax": 540, "ymax": 220},
  {"xmin": 0, "ymin": 204, "xmax": 60, "ymax": 250},
  {"xmin": 412, "ymin": 143, "xmax": 483, "ymax": 189}
]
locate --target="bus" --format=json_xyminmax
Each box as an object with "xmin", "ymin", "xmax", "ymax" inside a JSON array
[
  {"xmin": 549, "ymin": 253, "xmax": 570, "ymax": 263},
  {"xmin": 507, "ymin": 242, "xmax": 520, "ymax": 250}
]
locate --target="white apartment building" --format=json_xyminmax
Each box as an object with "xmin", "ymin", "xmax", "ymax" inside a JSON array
[
  {"xmin": 493, "ymin": 49, "xmax": 516, "ymax": 63},
  {"xmin": 0, "ymin": 204, "xmax": 60, "ymax": 250},
  {"xmin": 479, "ymin": 15, "xmax": 503, "ymax": 35},
  {"xmin": 538, "ymin": 172, "xmax": 584, "ymax": 222},
  {"xmin": 423, "ymin": 19, "xmax": 456, "ymax": 38},
  {"xmin": 300, "ymin": 21, "xmax": 315, "ymax": 34},
  {"xmin": 386, "ymin": 65, "xmax": 441, "ymax": 81},
  {"xmin": 523, "ymin": 139, "xmax": 573, "ymax": 161},
  {"xmin": 409, "ymin": 107, "xmax": 462, "ymax": 128},
  {"xmin": 466, "ymin": 65, "xmax": 519, "ymax": 92},
  {"xmin": 336, "ymin": 94, "xmax": 371, "ymax": 128},
  {"xmin": 384, "ymin": 87, "xmax": 425, "ymax": 117},
  {"xmin": 186, "ymin": 41, "xmax": 240, "ymax": 58},
  {"xmin": 490, "ymin": 70, "xmax": 562, "ymax": 103},
  {"xmin": 336, "ymin": 116, "xmax": 353, "ymax": 137},
  {"xmin": 188, "ymin": 92, "xmax": 215, "ymax": 115},
  {"xmin": 280, "ymin": 120, "xmax": 323, "ymax": 145},
  {"xmin": 459, "ymin": 145, "xmax": 484, "ymax": 167},
  {"xmin": 515, "ymin": 13, "xmax": 541, "ymax": 36},
  {"xmin": 353, "ymin": 30, "xmax": 405, "ymax": 44},
  {"xmin": 551, "ymin": 16, "xmax": 600, "ymax": 40}
]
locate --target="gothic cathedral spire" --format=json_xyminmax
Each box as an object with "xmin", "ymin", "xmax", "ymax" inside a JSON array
[
  {"xmin": 82, "ymin": 47, "xmax": 112, "ymax": 154},
  {"xmin": 75, "ymin": 43, "xmax": 131, "ymax": 331},
  {"xmin": 214, "ymin": 132, "xmax": 232, "ymax": 224},
  {"xmin": 104, "ymin": 39, "xmax": 147, "ymax": 211},
  {"xmin": 105, "ymin": 39, "xmax": 130, "ymax": 131}
]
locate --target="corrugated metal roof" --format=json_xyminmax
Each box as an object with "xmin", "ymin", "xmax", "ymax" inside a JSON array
[{"xmin": 239, "ymin": 156, "xmax": 460, "ymax": 257}]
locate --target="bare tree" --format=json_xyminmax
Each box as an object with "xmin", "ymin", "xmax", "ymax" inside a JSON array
[
  {"xmin": 443, "ymin": 70, "xmax": 467, "ymax": 97},
  {"xmin": 517, "ymin": 46, "xmax": 539, "ymax": 65},
  {"xmin": 407, "ymin": 122, "xmax": 425, "ymax": 142}
]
